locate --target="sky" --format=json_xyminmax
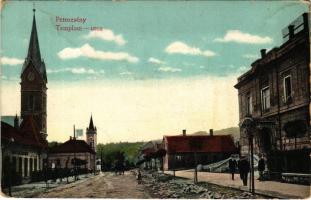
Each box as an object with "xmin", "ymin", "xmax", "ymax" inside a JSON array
[{"xmin": 1, "ymin": 1, "xmax": 309, "ymax": 143}]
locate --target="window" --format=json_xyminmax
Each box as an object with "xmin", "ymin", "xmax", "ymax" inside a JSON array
[
  {"xmin": 176, "ymin": 155, "xmax": 182, "ymax": 161},
  {"xmin": 261, "ymin": 87, "xmax": 270, "ymax": 111},
  {"xmin": 246, "ymin": 94, "xmax": 253, "ymax": 115},
  {"xmin": 284, "ymin": 75, "xmax": 292, "ymax": 102}
]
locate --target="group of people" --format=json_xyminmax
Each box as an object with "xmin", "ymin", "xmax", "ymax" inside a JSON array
[{"xmin": 228, "ymin": 156, "xmax": 265, "ymax": 186}]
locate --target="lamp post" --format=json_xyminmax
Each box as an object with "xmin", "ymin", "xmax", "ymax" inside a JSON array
[{"xmin": 241, "ymin": 116, "xmax": 255, "ymax": 195}]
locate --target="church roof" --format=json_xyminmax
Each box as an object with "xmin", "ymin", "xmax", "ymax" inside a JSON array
[
  {"xmin": 19, "ymin": 115, "xmax": 48, "ymax": 148},
  {"xmin": 21, "ymin": 9, "xmax": 47, "ymax": 83},
  {"xmin": 1, "ymin": 118, "xmax": 47, "ymax": 149},
  {"xmin": 88, "ymin": 115, "xmax": 96, "ymax": 131}
]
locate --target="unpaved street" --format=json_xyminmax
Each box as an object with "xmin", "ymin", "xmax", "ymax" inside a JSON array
[{"xmin": 36, "ymin": 172, "xmax": 150, "ymax": 198}]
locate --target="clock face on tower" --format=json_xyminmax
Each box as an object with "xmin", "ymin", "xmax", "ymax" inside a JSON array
[{"xmin": 27, "ymin": 72, "xmax": 35, "ymax": 81}]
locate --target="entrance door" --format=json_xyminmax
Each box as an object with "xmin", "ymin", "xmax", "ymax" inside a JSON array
[{"xmin": 259, "ymin": 128, "xmax": 272, "ymax": 152}]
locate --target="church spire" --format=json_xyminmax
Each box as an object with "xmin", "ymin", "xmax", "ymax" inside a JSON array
[
  {"xmin": 88, "ymin": 115, "xmax": 95, "ymax": 131},
  {"xmin": 22, "ymin": 8, "xmax": 47, "ymax": 82},
  {"xmin": 27, "ymin": 8, "xmax": 42, "ymax": 68}
]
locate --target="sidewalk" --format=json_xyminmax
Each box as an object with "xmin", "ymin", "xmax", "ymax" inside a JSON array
[
  {"xmin": 2, "ymin": 173, "xmax": 97, "ymax": 198},
  {"xmin": 165, "ymin": 170, "xmax": 310, "ymax": 199}
]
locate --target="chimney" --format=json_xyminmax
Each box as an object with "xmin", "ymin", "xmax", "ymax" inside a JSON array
[
  {"xmin": 182, "ymin": 129, "xmax": 186, "ymax": 136},
  {"xmin": 209, "ymin": 129, "xmax": 214, "ymax": 136},
  {"xmin": 288, "ymin": 25, "xmax": 295, "ymax": 39},
  {"xmin": 260, "ymin": 49, "xmax": 266, "ymax": 58}
]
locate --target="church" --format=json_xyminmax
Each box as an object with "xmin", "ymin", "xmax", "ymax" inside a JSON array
[
  {"xmin": 1, "ymin": 8, "xmax": 98, "ymax": 186},
  {"xmin": 1, "ymin": 8, "xmax": 49, "ymax": 184},
  {"xmin": 47, "ymin": 116, "xmax": 97, "ymax": 172}
]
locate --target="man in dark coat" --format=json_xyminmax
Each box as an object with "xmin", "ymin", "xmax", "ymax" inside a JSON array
[
  {"xmin": 228, "ymin": 158, "xmax": 237, "ymax": 180},
  {"xmin": 238, "ymin": 157, "xmax": 250, "ymax": 186},
  {"xmin": 258, "ymin": 157, "xmax": 265, "ymax": 181}
]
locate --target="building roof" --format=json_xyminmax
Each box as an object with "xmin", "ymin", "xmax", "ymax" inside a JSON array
[
  {"xmin": 141, "ymin": 139, "xmax": 163, "ymax": 156},
  {"xmin": 234, "ymin": 13, "xmax": 309, "ymax": 89},
  {"xmin": 1, "ymin": 117, "xmax": 47, "ymax": 148},
  {"xmin": 19, "ymin": 115, "xmax": 48, "ymax": 147},
  {"xmin": 49, "ymin": 138, "xmax": 95, "ymax": 154},
  {"xmin": 163, "ymin": 135, "xmax": 236, "ymax": 154},
  {"xmin": 21, "ymin": 9, "xmax": 47, "ymax": 83}
]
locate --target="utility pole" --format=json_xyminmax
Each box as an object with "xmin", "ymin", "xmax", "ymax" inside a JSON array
[{"xmin": 73, "ymin": 125, "xmax": 77, "ymax": 181}]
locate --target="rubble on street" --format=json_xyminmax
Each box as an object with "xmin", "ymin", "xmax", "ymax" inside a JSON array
[{"xmin": 140, "ymin": 170, "xmax": 268, "ymax": 199}]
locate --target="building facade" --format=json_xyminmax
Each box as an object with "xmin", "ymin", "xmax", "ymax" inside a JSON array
[
  {"xmin": 48, "ymin": 138, "xmax": 96, "ymax": 171},
  {"xmin": 234, "ymin": 13, "xmax": 310, "ymax": 173},
  {"xmin": 1, "ymin": 116, "xmax": 48, "ymax": 183}
]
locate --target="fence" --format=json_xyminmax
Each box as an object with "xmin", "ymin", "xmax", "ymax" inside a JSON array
[{"xmin": 1, "ymin": 167, "xmax": 91, "ymax": 189}]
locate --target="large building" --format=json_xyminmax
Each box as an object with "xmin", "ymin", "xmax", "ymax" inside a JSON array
[
  {"xmin": 234, "ymin": 13, "xmax": 310, "ymax": 173},
  {"xmin": 162, "ymin": 130, "xmax": 237, "ymax": 171},
  {"xmin": 1, "ymin": 9, "xmax": 49, "ymax": 184},
  {"xmin": 47, "ymin": 116, "xmax": 98, "ymax": 172},
  {"xmin": 48, "ymin": 137, "xmax": 96, "ymax": 171}
]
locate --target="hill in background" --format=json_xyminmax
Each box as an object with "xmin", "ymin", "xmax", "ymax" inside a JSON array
[
  {"xmin": 192, "ymin": 127, "xmax": 240, "ymax": 141},
  {"xmin": 97, "ymin": 141, "xmax": 144, "ymax": 169}
]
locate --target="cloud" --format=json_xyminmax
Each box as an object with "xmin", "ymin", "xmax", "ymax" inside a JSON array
[
  {"xmin": 165, "ymin": 41, "xmax": 216, "ymax": 57},
  {"xmin": 0, "ymin": 56, "xmax": 24, "ymax": 66},
  {"xmin": 120, "ymin": 71, "xmax": 133, "ymax": 75},
  {"xmin": 84, "ymin": 29, "xmax": 126, "ymax": 46},
  {"xmin": 148, "ymin": 57, "xmax": 165, "ymax": 65},
  {"xmin": 215, "ymin": 30, "xmax": 272, "ymax": 44},
  {"xmin": 58, "ymin": 44, "xmax": 139, "ymax": 63},
  {"xmin": 158, "ymin": 66, "xmax": 182, "ymax": 72},
  {"xmin": 47, "ymin": 67, "xmax": 102, "ymax": 75},
  {"xmin": 243, "ymin": 54, "xmax": 258, "ymax": 59}
]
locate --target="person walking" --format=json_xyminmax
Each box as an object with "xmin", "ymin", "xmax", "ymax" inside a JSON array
[
  {"xmin": 238, "ymin": 156, "xmax": 250, "ymax": 186},
  {"xmin": 229, "ymin": 158, "xmax": 237, "ymax": 180},
  {"xmin": 258, "ymin": 157, "xmax": 265, "ymax": 181}
]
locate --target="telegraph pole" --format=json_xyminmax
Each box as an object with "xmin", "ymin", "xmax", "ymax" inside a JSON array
[{"xmin": 73, "ymin": 125, "xmax": 77, "ymax": 181}]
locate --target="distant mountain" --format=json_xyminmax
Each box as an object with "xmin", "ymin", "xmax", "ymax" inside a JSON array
[{"xmin": 192, "ymin": 127, "xmax": 240, "ymax": 141}]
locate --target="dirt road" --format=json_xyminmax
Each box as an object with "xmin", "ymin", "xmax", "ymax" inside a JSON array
[{"xmin": 36, "ymin": 172, "xmax": 150, "ymax": 198}]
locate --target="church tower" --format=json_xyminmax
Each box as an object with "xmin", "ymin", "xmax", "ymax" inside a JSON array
[
  {"xmin": 86, "ymin": 115, "xmax": 97, "ymax": 152},
  {"xmin": 20, "ymin": 9, "xmax": 48, "ymax": 139}
]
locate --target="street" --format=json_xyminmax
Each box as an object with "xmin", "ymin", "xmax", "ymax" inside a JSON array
[{"xmin": 35, "ymin": 172, "xmax": 150, "ymax": 198}]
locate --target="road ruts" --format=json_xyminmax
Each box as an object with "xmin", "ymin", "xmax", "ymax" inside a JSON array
[{"xmin": 36, "ymin": 171, "xmax": 151, "ymax": 198}]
